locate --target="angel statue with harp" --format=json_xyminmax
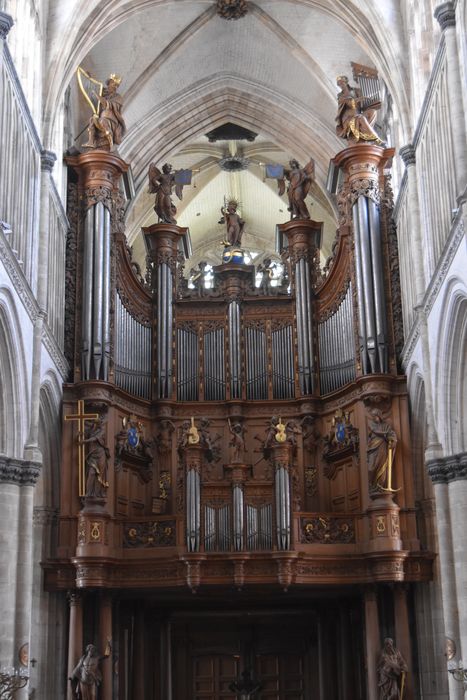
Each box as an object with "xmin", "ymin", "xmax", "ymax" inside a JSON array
[
  {"xmin": 335, "ymin": 74, "xmax": 382, "ymax": 145},
  {"xmin": 78, "ymin": 68, "xmax": 126, "ymax": 151},
  {"xmin": 148, "ymin": 163, "xmax": 192, "ymax": 225},
  {"xmin": 276, "ymin": 158, "xmax": 315, "ymax": 220}
]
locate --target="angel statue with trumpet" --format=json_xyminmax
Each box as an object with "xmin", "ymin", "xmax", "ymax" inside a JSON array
[
  {"xmin": 148, "ymin": 163, "xmax": 192, "ymax": 225},
  {"xmin": 77, "ymin": 68, "xmax": 126, "ymax": 151},
  {"xmin": 276, "ymin": 158, "xmax": 315, "ymax": 220}
]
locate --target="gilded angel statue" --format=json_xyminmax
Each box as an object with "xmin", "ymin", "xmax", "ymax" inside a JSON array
[
  {"xmin": 277, "ymin": 158, "xmax": 315, "ymax": 219},
  {"xmin": 148, "ymin": 163, "xmax": 191, "ymax": 224}
]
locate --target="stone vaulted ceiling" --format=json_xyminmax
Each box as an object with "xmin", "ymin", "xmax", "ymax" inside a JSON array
[{"xmin": 47, "ymin": 0, "xmax": 409, "ymax": 264}]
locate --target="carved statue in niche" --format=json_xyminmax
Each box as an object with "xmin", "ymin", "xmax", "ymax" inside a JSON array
[
  {"xmin": 199, "ymin": 417, "xmax": 222, "ymax": 463},
  {"xmin": 228, "ymin": 419, "xmax": 246, "ymax": 463},
  {"xmin": 70, "ymin": 641, "xmax": 111, "ymax": 699},
  {"xmin": 189, "ymin": 261, "xmax": 208, "ymax": 297},
  {"xmin": 80, "ymin": 416, "xmax": 110, "ymax": 498},
  {"xmin": 367, "ymin": 408, "xmax": 398, "ymax": 496},
  {"xmin": 376, "ymin": 638, "xmax": 407, "ymax": 700},
  {"xmin": 301, "ymin": 415, "xmax": 320, "ymax": 452},
  {"xmin": 285, "ymin": 419, "xmax": 302, "ymax": 447},
  {"xmin": 277, "ymin": 158, "xmax": 315, "ymax": 219},
  {"xmin": 323, "ymin": 409, "xmax": 359, "ymax": 459},
  {"xmin": 148, "ymin": 163, "xmax": 188, "ymax": 224},
  {"xmin": 257, "ymin": 257, "xmax": 275, "ymax": 295},
  {"xmin": 79, "ymin": 71, "xmax": 126, "ymax": 151},
  {"xmin": 155, "ymin": 419, "xmax": 175, "ymax": 456},
  {"xmin": 335, "ymin": 75, "xmax": 382, "ymax": 144},
  {"xmin": 115, "ymin": 415, "xmax": 154, "ymax": 483},
  {"xmin": 220, "ymin": 199, "xmax": 245, "ymax": 247}
]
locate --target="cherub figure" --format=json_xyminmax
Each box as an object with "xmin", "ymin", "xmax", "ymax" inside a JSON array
[
  {"xmin": 220, "ymin": 199, "xmax": 245, "ymax": 246},
  {"xmin": 148, "ymin": 163, "xmax": 186, "ymax": 224},
  {"xmin": 257, "ymin": 257, "xmax": 275, "ymax": 295},
  {"xmin": 277, "ymin": 158, "xmax": 315, "ymax": 219},
  {"xmin": 189, "ymin": 261, "xmax": 207, "ymax": 297}
]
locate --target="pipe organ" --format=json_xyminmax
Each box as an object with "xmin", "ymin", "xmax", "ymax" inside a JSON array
[{"xmin": 53, "ymin": 144, "xmax": 432, "ymax": 700}]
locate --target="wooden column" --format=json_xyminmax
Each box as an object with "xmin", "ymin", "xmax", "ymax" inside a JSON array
[
  {"xmin": 99, "ymin": 593, "xmax": 113, "ymax": 700},
  {"xmin": 131, "ymin": 607, "xmax": 145, "ymax": 699},
  {"xmin": 393, "ymin": 585, "xmax": 414, "ymax": 700},
  {"xmin": 66, "ymin": 592, "xmax": 83, "ymax": 700},
  {"xmin": 364, "ymin": 587, "xmax": 380, "ymax": 700}
]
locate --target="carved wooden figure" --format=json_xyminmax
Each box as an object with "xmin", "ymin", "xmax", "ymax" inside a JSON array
[
  {"xmin": 335, "ymin": 75, "xmax": 382, "ymax": 144},
  {"xmin": 277, "ymin": 158, "xmax": 315, "ymax": 219},
  {"xmin": 81, "ymin": 74, "xmax": 126, "ymax": 151},
  {"xmin": 79, "ymin": 416, "xmax": 110, "ymax": 499},
  {"xmin": 70, "ymin": 642, "xmax": 111, "ymax": 700},
  {"xmin": 367, "ymin": 408, "xmax": 398, "ymax": 497},
  {"xmin": 376, "ymin": 638, "xmax": 407, "ymax": 700},
  {"xmin": 148, "ymin": 163, "xmax": 187, "ymax": 224}
]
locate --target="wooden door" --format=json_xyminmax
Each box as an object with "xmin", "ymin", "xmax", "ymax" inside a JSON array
[
  {"xmin": 256, "ymin": 653, "xmax": 305, "ymax": 699},
  {"xmin": 193, "ymin": 654, "xmax": 239, "ymax": 699}
]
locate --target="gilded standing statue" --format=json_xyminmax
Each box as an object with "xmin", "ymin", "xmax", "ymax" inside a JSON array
[
  {"xmin": 79, "ymin": 71, "xmax": 126, "ymax": 151},
  {"xmin": 367, "ymin": 409, "xmax": 398, "ymax": 496},
  {"xmin": 335, "ymin": 75, "xmax": 382, "ymax": 144}
]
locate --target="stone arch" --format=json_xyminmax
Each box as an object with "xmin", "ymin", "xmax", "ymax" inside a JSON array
[
  {"xmin": 0, "ymin": 288, "xmax": 29, "ymax": 458},
  {"xmin": 36, "ymin": 372, "xmax": 62, "ymax": 517},
  {"xmin": 434, "ymin": 277, "xmax": 467, "ymax": 454}
]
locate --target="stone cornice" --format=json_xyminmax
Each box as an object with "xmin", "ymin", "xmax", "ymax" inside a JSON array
[
  {"xmin": 0, "ymin": 221, "xmax": 41, "ymax": 322},
  {"xmin": 0, "ymin": 456, "xmax": 41, "ymax": 486},
  {"xmin": 427, "ymin": 452, "xmax": 467, "ymax": 483}
]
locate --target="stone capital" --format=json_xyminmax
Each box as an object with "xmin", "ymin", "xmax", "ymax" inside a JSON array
[
  {"xmin": 399, "ymin": 144, "xmax": 416, "ymax": 167},
  {"xmin": 427, "ymin": 452, "xmax": 467, "ymax": 483},
  {"xmin": 0, "ymin": 12, "xmax": 14, "ymax": 39},
  {"xmin": 0, "ymin": 456, "xmax": 41, "ymax": 486},
  {"xmin": 434, "ymin": 2, "xmax": 456, "ymax": 30},
  {"xmin": 40, "ymin": 150, "xmax": 57, "ymax": 173}
]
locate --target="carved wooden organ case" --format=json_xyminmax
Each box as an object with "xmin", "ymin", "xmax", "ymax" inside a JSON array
[{"xmin": 46, "ymin": 145, "xmax": 433, "ymax": 595}]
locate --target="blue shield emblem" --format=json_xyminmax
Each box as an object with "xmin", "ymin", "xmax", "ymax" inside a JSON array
[
  {"xmin": 336, "ymin": 422, "xmax": 346, "ymax": 443},
  {"xmin": 127, "ymin": 426, "xmax": 139, "ymax": 448}
]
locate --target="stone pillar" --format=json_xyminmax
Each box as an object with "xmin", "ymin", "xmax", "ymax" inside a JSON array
[
  {"xmin": 331, "ymin": 145, "xmax": 395, "ymax": 375},
  {"xmin": 0, "ymin": 475, "xmax": 20, "ymax": 669},
  {"xmin": 427, "ymin": 459, "xmax": 464, "ymax": 700},
  {"xmin": 399, "ymin": 145, "xmax": 426, "ymax": 303},
  {"xmin": 99, "ymin": 594, "xmax": 113, "ymax": 700},
  {"xmin": 393, "ymin": 585, "xmax": 414, "ymax": 700},
  {"xmin": 276, "ymin": 219, "xmax": 322, "ymax": 395},
  {"xmin": 66, "ymin": 592, "xmax": 83, "ymax": 700},
  {"xmin": 364, "ymin": 587, "xmax": 381, "ymax": 700},
  {"xmin": 66, "ymin": 152, "xmax": 129, "ymax": 382},
  {"xmin": 143, "ymin": 223, "xmax": 190, "ymax": 399},
  {"xmin": 435, "ymin": 3, "xmax": 467, "ymax": 197},
  {"xmin": 447, "ymin": 466, "xmax": 467, "ymax": 682},
  {"xmin": 24, "ymin": 151, "xmax": 57, "ymax": 461}
]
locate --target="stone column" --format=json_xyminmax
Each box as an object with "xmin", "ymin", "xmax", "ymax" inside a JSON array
[
  {"xmin": 276, "ymin": 219, "xmax": 322, "ymax": 395},
  {"xmin": 427, "ymin": 459, "xmax": 464, "ymax": 700},
  {"xmin": 393, "ymin": 585, "xmax": 414, "ymax": 700},
  {"xmin": 143, "ymin": 223, "xmax": 190, "ymax": 400},
  {"xmin": 364, "ymin": 587, "xmax": 381, "ymax": 700},
  {"xmin": 435, "ymin": 3, "xmax": 467, "ymax": 196},
  {"xmin": 99, "ymin": 594, "xmax": 113, "ymax": 700},
  {"xmin": 24, "ymin": 151, "xmax": 56, "ymax": 461},
  {"xmin": 66, "ymin": 592, "xmax": 83, "ymax": 700},
  {"xmin": 0, "ymin": 471, "xmax": 20, "ymax": 669}
]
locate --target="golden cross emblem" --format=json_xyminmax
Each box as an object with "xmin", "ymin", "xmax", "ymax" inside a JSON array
[{"xmin": 64, "ymin": 400, "xmax": 99, "ymax": 497}]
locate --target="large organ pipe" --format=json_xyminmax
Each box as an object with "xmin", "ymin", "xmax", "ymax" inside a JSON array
[
  {"xmin": 368, "ymin": 198, "xmax": 388, "ymax": 371},
  {"xmin": 318, "ymin": 285, "xmax": 356, "ymax": 394},
  {"xmin": 81, "ymin": 207, "xmax": 94, "ymax": 379},
  {"xmin": 186, "ymin": 466, "xmax": 200, "ymax": 552},
  {"xmin": 233, "ymin": 484, "xmax": 244, "ymax": 551}
]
